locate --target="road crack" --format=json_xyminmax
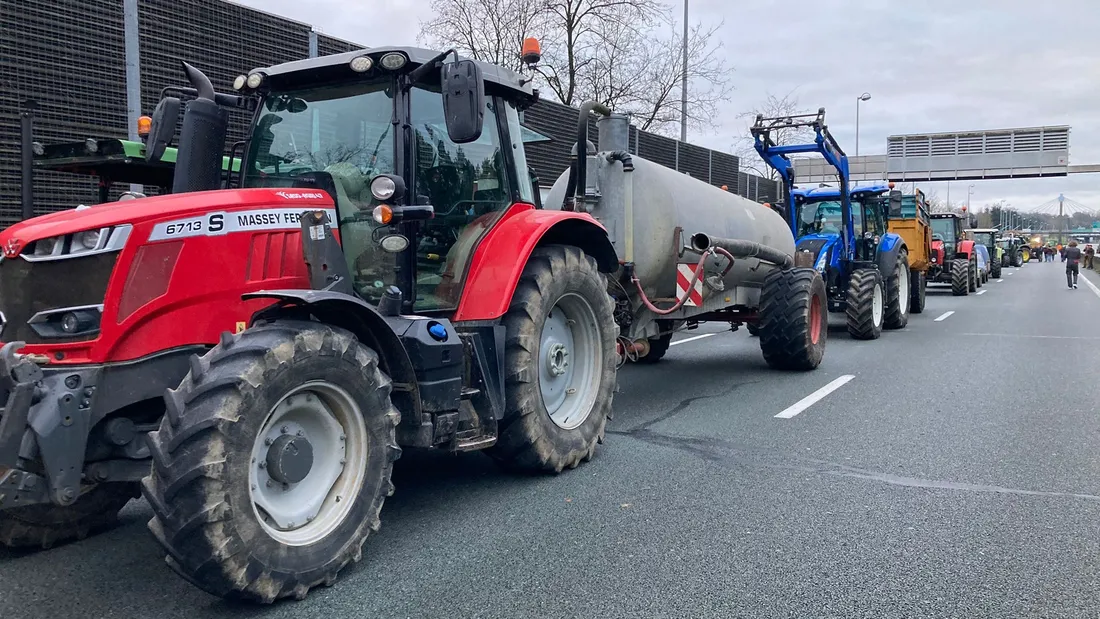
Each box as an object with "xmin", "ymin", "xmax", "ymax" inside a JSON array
[
  {"xmin": 609, "ymin": 380, "xmax": 764, "ymax": 435},
  {"xmin": 624, "ymin": 429, "xmax": 1100, "ymax": 502}
]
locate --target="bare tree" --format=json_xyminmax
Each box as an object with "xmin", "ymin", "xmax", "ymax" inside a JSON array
[
  {"xmin": 731, "ymin": 90, "xmax": 815, "ymax": 181},
  {"xmin": 419, "ymin": 0, "xmax": 549, "ymax": 73},
  {"xmin": 580, "ymin": 19, "xmax": 732, "ymax": 135},
  {"xmin": 418, "ymin": 0, "xmax": 731, "ymax": 135}
]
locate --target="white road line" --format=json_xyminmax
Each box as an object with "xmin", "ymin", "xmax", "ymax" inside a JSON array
[
  {"xmin": 934, "ymin": 311, "xmax": 955, "ymax": 322},
  {"xmin": 669, "ymin": 333, "xmax": 716, "ymax": 347},
  {"xmin": 996, "ymin": 279, "xmax": 1004, "ymax": 282},
  {"xmin": 976, "ymin": 289, "xmax": 988, "ymax": 295},
  {"xmin": 774, "ymin": 375, "xmax": 855, "ymax": 419},
  {"xmin": 1082, "ymin": 273, "xmax": 1100, "ymax": 301},
  {"xmin": 1007, "ymin": 271, "xmax": 1014, "ymax": 275},
  {"xmin": 960, "ymin": 332, "xmax": 1100, "ymax": 340}
]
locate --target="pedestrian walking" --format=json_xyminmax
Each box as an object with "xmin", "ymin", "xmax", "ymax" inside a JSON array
[
  {"xmin": 1064, "ymin": 240, "xmax": 1082, "ymax": 289},
  {"xmin": 1085, "ymin": 244, "xmax": 1095, "ymax": 269}
]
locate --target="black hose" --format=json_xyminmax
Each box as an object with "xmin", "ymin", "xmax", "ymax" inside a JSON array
[
  {"xmin": 690, "ymin": 233, "xmax": 794, "ymax": 270},
  {"xmin": 565, "ymin": 100, "xmax": 612, "ymax": 209},
  {"xmin": 605, "ymin": 150, "xmax": 634, "ymax": 172}
]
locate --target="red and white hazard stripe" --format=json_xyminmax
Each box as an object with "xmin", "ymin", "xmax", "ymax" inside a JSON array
[{"xmin": 675, "ymin": 263, "xmax": 705, "ymax": 307}]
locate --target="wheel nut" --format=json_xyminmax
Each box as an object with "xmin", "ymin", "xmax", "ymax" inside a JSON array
[
  {"xmin": 266, "ymin": 480, "xmax": 273, "ymax": 487},
  {"xmin": 259, "ymin": 461, "xmax": 266, "ymax": 469},
  {"xmin": 281, "ymin": 426, "xmax": 289, "ymax": 434},
  {"xmin": 264, "ymin": 437, "xmax": 273, "ymax": 446},
  {"xmin": 296, "ymin": 430, "xmax": 304, "ymax": 437}
]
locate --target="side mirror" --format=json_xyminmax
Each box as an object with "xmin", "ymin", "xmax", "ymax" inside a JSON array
[
  {"xmin": 441, "ymin": 59, "xmax": 485, "ymax": 144},
  {"xmin": 145, "ymin": 97, "xmax": 181, "ymax": 162},
  {"xmin": 888, "ymin": 190, "xmax": 902, "ymax": 219}
]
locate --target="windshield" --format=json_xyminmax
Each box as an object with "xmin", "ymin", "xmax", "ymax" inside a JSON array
[
  {"xmin": 796, "ymin": 200, "xmax": 843, "ymax": 237},
  {"xmin": 242, "ymin": 79, "xmax": 395, "ymax": 221},
  {"xmin": 931, "ymin": 218, "xmax": 956, "ymax": 244},
  {"xmin": 973, "ymin": 232, "xmax": 996, "ymax": 246}
]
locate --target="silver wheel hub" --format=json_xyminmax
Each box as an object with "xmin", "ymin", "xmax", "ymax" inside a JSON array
[
  {"xmin": 872, "ymin": 282, "xmax": 884, "ymax": 326},
  {"xmin": 249, "ymin": 382, "xmax": 368, "ymax": 546},
  {"xmin": 898, "ymin": 266, "xmax": 909, "ymax": 315},
  {"xmin": 539, "ymin": 294, "xmax": 602, "ymax": 431},
  {"xmin": 546, "ymin": 342, "xmax": 569, "ymax": 377}
]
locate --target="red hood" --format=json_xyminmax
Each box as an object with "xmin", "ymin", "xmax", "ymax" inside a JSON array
[{"xmin": 1, "ymin": 188, "xmax": 335, "ymax": 247}]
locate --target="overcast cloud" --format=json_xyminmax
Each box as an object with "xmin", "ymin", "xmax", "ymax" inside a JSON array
[{"xmin": 235, "ymin": 0, "xmax": 1100, "ymax": 215}]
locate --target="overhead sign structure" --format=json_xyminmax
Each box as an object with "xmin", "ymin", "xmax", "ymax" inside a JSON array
[{"xmin": 884, "ymin": 126, "xmax": 1069, "ymax": 182}]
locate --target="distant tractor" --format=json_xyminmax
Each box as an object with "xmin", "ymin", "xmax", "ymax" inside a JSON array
[
  {"xmin": 885, "ymin": 186, "xmax": 932, "ymax": 313},
  {"xmin": 928, "ymin": 213, "xmax": 979, "ymax": 295},
  {"xmin": 753, "ymin": 109, "xmax": 909, "ymax": 340},
  {"xmin": 968, "ymin": 228, "xmax": 1002, "ymax": 279},
  {"xmin": 997, "ymin": 236, "xmax": 1024, "ymax": 267}
]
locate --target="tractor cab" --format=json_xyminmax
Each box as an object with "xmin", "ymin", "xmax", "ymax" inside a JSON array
[
  {"xmin": 792, "ymin": 183, "xmax": 891, "ymax": 271},
  {"xmin": 930, "ymin": 213, "xmax": 966, "ymax": 263}
]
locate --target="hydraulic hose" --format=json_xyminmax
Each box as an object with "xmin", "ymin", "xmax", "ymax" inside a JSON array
[
  {"xmin": 689, "ymin": 233, "xmax": 794, "ymax": 270},
  {"xmin": 631, "ymin": 246, "xmax": 735, "ymax": 316}
]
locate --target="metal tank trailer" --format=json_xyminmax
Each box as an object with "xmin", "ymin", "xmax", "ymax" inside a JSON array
[{"xmin": 545, "ymin": 105, "xmax": 829, "ymax": 369}]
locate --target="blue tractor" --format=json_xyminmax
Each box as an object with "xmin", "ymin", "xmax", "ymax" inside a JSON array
[{"xmin": 752, "ymin": 109, "xmax": 910, "ymax": 340}]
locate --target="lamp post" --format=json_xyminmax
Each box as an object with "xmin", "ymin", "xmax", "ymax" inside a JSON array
[
  {"xmin": 967, "ymin": 184, "xmax": 974, "ymax": 212},
  {"xmin": 679, "ymin": 0, "xmax": 689, "ymax": 142},
  {"xmin": 855, "ymin": 92, "xmax": 871, "ymax": 156}
]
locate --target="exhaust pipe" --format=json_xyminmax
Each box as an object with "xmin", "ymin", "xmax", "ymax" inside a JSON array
[
  {"xmin": 690, "ymin": 232, "xmax": 793, "ymax": 270},
  {"xmin": 172, "ymin": 61, "xmax": 229, "ymax": 194}
]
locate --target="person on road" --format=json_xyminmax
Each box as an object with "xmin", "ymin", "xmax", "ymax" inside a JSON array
[
  {"xmin": 1064, "ymin": 240, "xmax": 1082, "ymax": 289},
  {"xmin": 1085, "ymin": 244, "xmax": 1095, "ymax": 269}
]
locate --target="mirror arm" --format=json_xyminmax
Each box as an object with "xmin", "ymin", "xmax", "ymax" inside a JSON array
[{"xmin": 404, "ymin": 49, "xmax": 457, "ymax": 89}]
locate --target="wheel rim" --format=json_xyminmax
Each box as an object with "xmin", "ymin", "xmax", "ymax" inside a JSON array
[
  {"xmin": 539, "ymin": 293, "xmax": 601, "ymax": 430},
  {"xmin": 897, "ymin": 265, "xmax": 909, "ymax": 315},
  {"xmin": 872, "ymin": 282, "xmax": 883, "ymax": 327},
  {"xmin": 249, "ymin": 381, "xmax": 368, "ymax": 546},
  {"xmin": 809, "ymin": 293, "xmax": 823, "ymax": 344}
]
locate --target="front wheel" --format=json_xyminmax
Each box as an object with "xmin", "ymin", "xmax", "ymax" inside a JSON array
[
  {"xmin": 846, "ymin": 268, "xmax": 884, "ymax": 340},
  {"xmin": 0, "ymin": 482, "xmax": 139, "ymax": 549},
  {"xmin": 884, "ymin": 250, "xmax": 910, "ymax": 330},
  {"xmin": 757, "ymin": 267, "xmax": 828, "ymax": 370},
  {"xmin": 951, "ymin": 259, "xmax": 969, "ymax": 296},
  {"xmin": 991, "ymin": 260, "xmax": 1002, "ymax": 279},
  {"xmin": 142, "ymin": 321, "xmax": 401, "ymax": 603},
  {"xmin": 909, "ymin": 270, "xmax": 927, "ymax": 314},
  {"xmin": 488, "ymin": 245, "xmax": 618, "ymax": 473}
]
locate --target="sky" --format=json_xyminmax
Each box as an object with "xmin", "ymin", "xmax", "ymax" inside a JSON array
[{"xmin": 235, "ymin": 0, "xmax": 1100, "ymax": 215}]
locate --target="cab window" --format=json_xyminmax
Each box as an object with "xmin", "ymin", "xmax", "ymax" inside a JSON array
[{"xmin": 409, "ymin": 88, "xmax": 512, "ymax": 311}]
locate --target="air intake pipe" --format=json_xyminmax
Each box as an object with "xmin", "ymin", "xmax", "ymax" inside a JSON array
[{"xmin": 690, "ymin": 232, "xmax": 793, "ymax": 270}]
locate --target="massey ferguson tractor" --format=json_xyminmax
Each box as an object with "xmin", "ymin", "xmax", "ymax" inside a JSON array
[
  {"xmin": 928, "ymin": 212, "xmax": 979, "ymax": 295},
  {"xmin": 752, "ymin": 110, "xmax": 910, "ymax": 341},
  {"xmin": 0, "ymin": 44, "xmax": 824, "ymax": 601}
]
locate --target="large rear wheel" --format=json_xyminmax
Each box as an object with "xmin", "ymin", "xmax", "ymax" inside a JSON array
[
  {"xmin": 142, "ymin": 321, "xmax": 400, "ymax": 602},
  {"xmin": 758, "ymin": 268, "xmax": 828, "ymax": 370},
  {"xmin": 991, "ymin": 259, "xmax": 1002, "ymax": 279},
  {"xmin": 884, "ymin": 250, "xmax": 910, "ymax": 330},
  {"xmin": 488, "ymin": 245, "xmax": 617, "ymax": 473},
  {"xmin": 846, "ymin": 268, "xmax": 884, "ymax": 340}
]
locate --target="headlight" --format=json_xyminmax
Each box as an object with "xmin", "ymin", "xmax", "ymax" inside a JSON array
[
  {"xmin": 246, "ymin": 72, "xmax": 264, "ymax": 89},
  {"xmin": 380, "ymin": 52, "xmax": 407, "ymax": 70},
  {"xmin": 370, "ymin": 176, "xmax": 396, "ymax": 201},
  {"xmin": 233, "ymin": 74, "xmax": 247, "ymax": 90},
  {"xmin": 349, "ymin": 55, "xmax": 373, "ymax": 72},
  {"xmin": 74, "ymin": 229, "xmax": 101, "ymax": 250}
]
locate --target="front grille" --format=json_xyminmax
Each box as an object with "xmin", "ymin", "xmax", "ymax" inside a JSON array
[
  {"xmin": 0, "ymin": 252, "xmax": 116, "ymax": 344},
  {"xmin": 796, "ymin": 238, "xmax": 829, "ymax": 259}
]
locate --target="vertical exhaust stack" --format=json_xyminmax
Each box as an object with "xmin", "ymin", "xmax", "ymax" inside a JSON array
[{"xmin": 172, "ymin": 62, "xmax": 229, "ymax": 194}]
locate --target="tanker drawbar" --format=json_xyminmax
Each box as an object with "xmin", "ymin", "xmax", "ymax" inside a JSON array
[{"xmin": 544, "ymin": 108, "xmax": 827, "ymax": 370}]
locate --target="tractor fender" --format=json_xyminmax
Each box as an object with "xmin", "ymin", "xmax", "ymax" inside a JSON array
[
  {"xmin": 875, "ymin": 232, "xmax": 905, "ymax": 277},
  {"xmin": 452, "ymin": 203, "xmax": 618, "ymax": 323},
  {"xmin": 243, "ymin": 289, "xmax": 421, "ymax": 420},
  {"xmin": 956, "ymin": 239, "xmax": 975, "ymax": 261}
]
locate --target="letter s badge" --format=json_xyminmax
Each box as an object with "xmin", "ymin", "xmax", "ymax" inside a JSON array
[{"xmin": 208, "ymin": 213, "xmax": 224, "ymax": 233}]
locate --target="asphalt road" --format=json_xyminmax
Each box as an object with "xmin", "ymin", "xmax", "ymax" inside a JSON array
[{"xmin": 3, "ymin": 261, "xmax": 1100, "ymax": 618}]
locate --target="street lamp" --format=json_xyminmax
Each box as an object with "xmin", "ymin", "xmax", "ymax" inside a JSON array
[
  {"xmin": 967, "ymin": 184, "xmax": 974, "ymax": 212},
  {"xmin": 679, "ymin": 0, "xmax": 689, "ymax": 142},
  {"xmin": 855, "ymin": 92, "xmax": 871, "ymax": 157}
]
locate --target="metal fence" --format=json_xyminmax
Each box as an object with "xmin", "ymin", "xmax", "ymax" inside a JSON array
[{"xmin": 0, "ymin": 0, "xmax": 779, "ymax": 225}]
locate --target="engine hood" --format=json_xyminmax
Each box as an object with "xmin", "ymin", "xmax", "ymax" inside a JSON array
[{"xmin": 1, "ymin": 188, "xmax": 335, "ymax": 249}]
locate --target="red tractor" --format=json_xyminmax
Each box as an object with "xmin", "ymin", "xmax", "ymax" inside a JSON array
[
  {"xmin": 0, "ymin": 45, "xmax": 823, "ymax": 602},
  {"xmin": 928, "ymin": 213, "xmax": 979, "ymax": 296}
]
